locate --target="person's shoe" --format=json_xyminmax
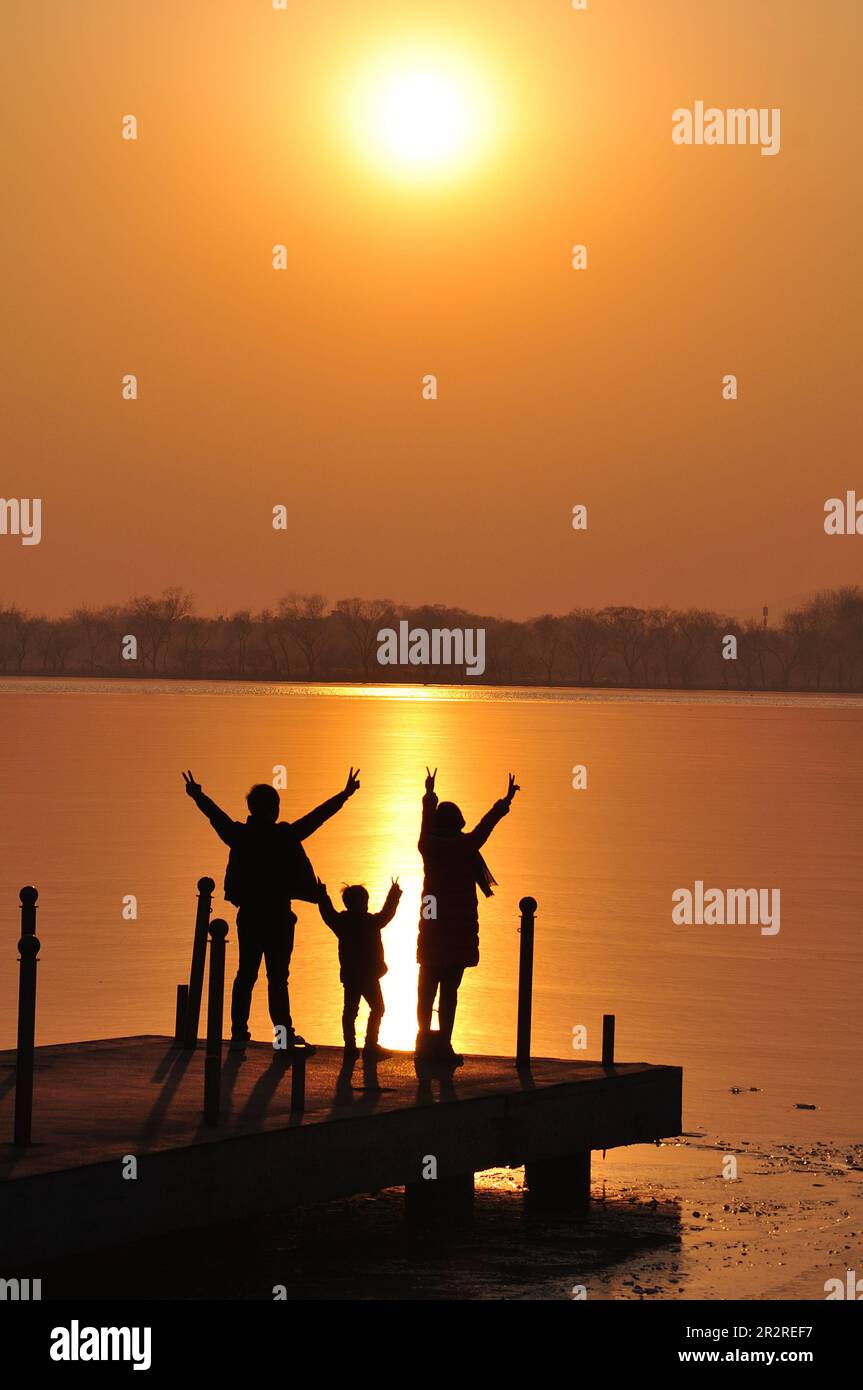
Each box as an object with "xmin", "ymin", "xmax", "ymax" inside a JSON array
[
  {"xmin": 363, "ymin": 1042, "xmax": 391, "ymax": 1061},
  {"xmin": 414, "ymin": 1029, "xmax": 436, "ymax": 1060},
  {"xmin": 343, "ymin": 1042, "xmax": 360, "ymax": 1061},
  {"xmin": 436, "ymin": 1041, "xmax": 464, "ymax": 1067},
  {"xmin": 229, "ymin": 1036, "xmax": 249, "ymax": 1053},
  {"xmin": 286, "ymin": 1033, "xmax": 316, "ymax": 1056}
]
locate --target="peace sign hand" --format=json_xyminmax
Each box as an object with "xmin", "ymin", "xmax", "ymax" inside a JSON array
[
  {"xmin": 182, "ymin": 770, "xmax": 202, "ymax": 798},
  {"xmin": 344, "ymin": 767, "xmax": 361, "ymax": 797}
]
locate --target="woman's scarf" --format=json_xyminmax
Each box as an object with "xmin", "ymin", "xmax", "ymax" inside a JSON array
[{"xmin": 475, "ymin": 850, "xmax": 497, "ymax": 898}]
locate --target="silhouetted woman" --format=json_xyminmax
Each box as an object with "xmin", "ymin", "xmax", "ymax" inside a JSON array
[{"xmin": 416, "ymin": 767, "xmax": 520, "ymax": 1065}]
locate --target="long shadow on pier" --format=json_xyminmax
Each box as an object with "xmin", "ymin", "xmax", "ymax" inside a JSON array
[
  {"xmin": 139, "ymin": 1045, "xmax": 196, "ymax": 1148},
  {"xmin": 233, "ymin": 1054, "xmax": 297, "ymax": 1130}
]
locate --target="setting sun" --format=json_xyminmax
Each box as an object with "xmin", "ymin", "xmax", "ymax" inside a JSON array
[
  {"xmin": 370, "ymin": 66, "xmax": 473, "ymax": 169},
  {"xmin": 346, "ymin": 46, "xmax": 495, "ymax": 182}
]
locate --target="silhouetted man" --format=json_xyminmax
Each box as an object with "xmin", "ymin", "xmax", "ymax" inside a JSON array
[{"xmin": 183, "ymin": 767, "xmax": 360, "ymax": 1053}]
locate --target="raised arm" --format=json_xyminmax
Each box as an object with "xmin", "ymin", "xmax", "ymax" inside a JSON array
[
  {"xmin": 467, "ymin": 773, "xmax": 520, "ymax": 849},
  {"xmin": 291, "ymin": 767, "xmax": 360, "ymax": 842},
  {"xmin": 374, "ymin": 879, "xmax": 403, "ymax": 928},
  {"xmin": 418, "ymin": 767, "xmax": 438, "ymax": 850},
  {"xmin": 314, "ymin": 880, "xmax": 342, "ymax": 933},
  {"xmin": 182, "ymin": 771, "xmax": 240, "ymax": 847}
]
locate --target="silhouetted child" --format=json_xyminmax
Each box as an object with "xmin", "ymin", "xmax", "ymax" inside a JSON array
[
  {"xmin": 416, "ymin": 767, "xmax": 520, "ymax": 1066},
  {"xmin": 316, "ymin": 877, "xmax": 402, "ymax": 1059}
]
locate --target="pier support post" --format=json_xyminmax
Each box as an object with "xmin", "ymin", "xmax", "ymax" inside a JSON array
[
  {"xmin": 14, "ymin": 887, "xmax": 40, "ymax": 1148},
  {"xmin": 524, "ymin": 1151, "xmax": 591, "ymax": 1211},
  {"xmin": 183, "ymin": 876, "xmax": 215, "ymax": 1048},
  {"xmin": 405, "ymin": 1172, "xmax": 475, "ymax": 1227},
  {"xmin": 516, "ymin": 896, "xmax": 537, "ymax": 1069},
  {"xmin": 203, "ymin": 919, "xmax": 228, "ymax": 1125}
]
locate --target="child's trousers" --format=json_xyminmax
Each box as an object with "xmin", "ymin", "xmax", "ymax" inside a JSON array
[{"xmin": 342, "ymin": 980, "xmax": 384, "ymax": 1047}]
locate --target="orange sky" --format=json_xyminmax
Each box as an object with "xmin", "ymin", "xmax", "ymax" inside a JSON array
[{"xmin": 2, "ymin": 0, "xmax": 861, "ymax": 620}]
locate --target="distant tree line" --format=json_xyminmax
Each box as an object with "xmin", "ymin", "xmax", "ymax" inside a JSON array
[{"xmin": 3, "ymin": 587, "xmax": 863, "ymax": 691}]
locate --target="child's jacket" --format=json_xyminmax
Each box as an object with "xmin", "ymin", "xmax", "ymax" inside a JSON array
[{"xmin": 318, "ymin": 884, "xmax": 402, "ymax": 985}]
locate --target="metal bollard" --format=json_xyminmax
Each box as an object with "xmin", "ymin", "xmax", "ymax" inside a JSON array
[
  {"xmin": 183, "ymin": 876, "xmax": 215, "ymax": 1048},
  {"xmin": 203, "ymin": 918, "xmax": 228, "ymax": 1124},
  {"xmin": 516, "ymin": 896, "xmax": 537, "ymax": 1069},
  {"xmin": 14, "ymin": 887, "xmax": 40, "ymax": 1147}
]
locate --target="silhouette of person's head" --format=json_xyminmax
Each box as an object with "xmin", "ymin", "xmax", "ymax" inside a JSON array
[
  {"xmin": 246, "ymin": 784, "xmax": 280, "ymax": 822},
  {"xmin": 436, "ymin": 801, "xmax": 465, "ymax": 834},
  {"xmin": 341, "ymin": 884, "xmax": 369, "ymax": 912}
]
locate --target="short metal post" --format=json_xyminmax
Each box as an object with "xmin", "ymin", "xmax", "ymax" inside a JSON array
[
  {"xmin": 183, "ymin": 876, "xmax": 215, "ymax": 1048},
  {"xmin": 516, "ymin": 896, "xmax": 537, "ymax": 1069},
  {"xmin": 14, "ymin": 887, "xmax": 40, "ymax": 1147},
  {"xmin": 203, "ymin": 919, "xmax": 228, "ymax": 1124},
  {"xmin": 290, "ymin": 1047, "xmax": 306, "ymax": 1114},
  {"xmin": 602, "ymin": 1013, "xmax": 615, "ymax": 1067},
  {"xmin": 174, "ymin": 984, "xmax": 188, "ymax": 1043}
]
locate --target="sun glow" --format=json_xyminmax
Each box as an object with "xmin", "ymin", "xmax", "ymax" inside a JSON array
[{"xmin": 346, "ymin": 46, "xmax": 496, "ymax": 183}]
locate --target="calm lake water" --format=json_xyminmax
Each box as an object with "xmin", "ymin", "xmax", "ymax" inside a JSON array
[{"xmin": 1, "ymin": 679, "xmax": 861, "ymax": 1148}]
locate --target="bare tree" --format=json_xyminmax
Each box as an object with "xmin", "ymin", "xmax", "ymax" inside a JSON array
[
  {"xmin": 128, "ymin": 588, "xmax": 193, "ymax": 674},
  {"xmin": 563, "ymin": 610, "xmax": 607, "ymax": 685},
  {"xmin": 334, "ymin": 597, "xmax": 394, "ymax": 678},
  {"xmin": 278, "ymin": 593, "xmax": 329, "ymax": 678},
  {"xmin": 486, "ymin": 618, "xmax": 529, "ymax": 682},
  {"xmin": 258, "ymin": 609, "xmax": 288, "ymax": 678},
  {"xmin": 830, "ymin": 587, "xmax": 863, "ymax": 690},
  {"xmin": 599, "ymin": 606, "xmax": 654, "ymax": 685},
  {"xmin": 0, "ymin": 605, "xmax": 30, "ymax": 673},
  {"xmin": 218, "ymin": 611, "xmax": 253, "ymax": 676},
  {"xmin": 175, "ymin": 615, "xmax": 212, "ymax": 677},
  {"xmin": 70, "ymin": 606, "xmax": 113, "ymax": 673},
  {"xmin": 526, "ymin": 615, "xmax": 562, "ymax": 683}
]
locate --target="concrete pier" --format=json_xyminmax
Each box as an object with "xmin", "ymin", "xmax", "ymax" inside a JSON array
[{"xmin": 0, "ymin": 1036, "xmax": 682, "ymax": 1262}]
